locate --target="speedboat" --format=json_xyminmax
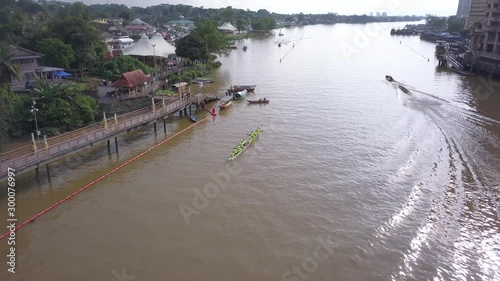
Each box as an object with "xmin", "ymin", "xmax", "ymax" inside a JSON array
[
  {"xmin": 233, "ymin": 89, "xmax": 247, "ymax": 100},
  {"xmin": 385, "ymin": 75, "xmax": 394, "ymax": 82}
]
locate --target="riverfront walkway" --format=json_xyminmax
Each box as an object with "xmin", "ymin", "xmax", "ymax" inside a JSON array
[{"xmin": 0, "ymin": 96, "xmax": 203, "ymax": 181}]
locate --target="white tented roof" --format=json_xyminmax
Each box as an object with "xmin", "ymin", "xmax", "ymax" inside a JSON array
[
  {"xmin": 149, "ymin": 33, "xmax": 176, "ymax": 56},
  {"xmin": 218, "ymin": 22, "xmax": 237, "ymax": 31},
  {"xmin": 121, "ymin": 35, "xmax": 169, "ymax": 58}
]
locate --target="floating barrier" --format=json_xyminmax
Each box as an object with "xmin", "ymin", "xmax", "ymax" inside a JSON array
[{"xmin": 0, "ymin": 116, "xmax": 209, "ymax": 241}]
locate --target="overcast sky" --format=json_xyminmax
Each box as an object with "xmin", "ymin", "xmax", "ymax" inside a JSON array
[{"xmin": 68, "ymin": 0, "xmax": 459, "ymax": 16}]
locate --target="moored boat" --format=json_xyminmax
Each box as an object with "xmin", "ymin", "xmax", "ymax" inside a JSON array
[
  {"xmin": 385, "ymin": 75, "xmax": 394, "ymax": 82},
  {"xmin": 247, "ymin": 99, "xmax": 269, "ymax": 104},
  {"xmin": 189, "ymin": 114, "xmax": 199, "ymax": 122},
  {"xmin": 218, "ymin": 96, "xmax": 233, "ymax": 109},
  {"xmin": 229, "ymin": 85, "xmax": 256, "ymax": 92},
  {"xmin": 233, "ymin": 89, "xmax": 247, "ymax": 100}
]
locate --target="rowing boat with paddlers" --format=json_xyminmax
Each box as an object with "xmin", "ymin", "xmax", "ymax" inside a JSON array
[{"xmin": 228, "ymin": 127, "xmax": 262, "ymax": 161}]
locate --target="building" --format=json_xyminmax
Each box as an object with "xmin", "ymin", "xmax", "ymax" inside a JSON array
[
  {"xmin": 167, "ymin": 19, "xmax": 195, "ymax": 28},
  {"xmin": 382, "ymin": 12, "xmax": 388, "ymax": 17},
  {"xmin": 457, "ymin": 0, "xmax": 472, "ymax": 17},
  {"xmin": 466, "ymin": 0, "xmax": 488, "ymax": 28},
  {"xmin": 466, "ymin": 0, "xmax": 500, "ymax": 75},
  {"xmin": 218, "ymin": 22, "xmax": 238, "ymax": 34},
  {"xmin": 9, "ymin": 46, "xmax": 65, "ymax": 90},
  {"xmin": 125, "ymin": 18, "xmax": 156, "ymax": 37}
]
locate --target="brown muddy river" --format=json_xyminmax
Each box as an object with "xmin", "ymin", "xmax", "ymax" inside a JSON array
[{"xmin": 1, "ymin": 22, "xmax": 500, "ymax": 281}]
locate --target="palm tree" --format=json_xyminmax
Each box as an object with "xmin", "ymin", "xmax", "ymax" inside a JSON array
[
  {"xmin": 0, "ymin": 42, "xmax": 21, "ymax": 152},
  {"xmin": 0, "ymin": 42, "xmax": 21, "ymax": 85}
]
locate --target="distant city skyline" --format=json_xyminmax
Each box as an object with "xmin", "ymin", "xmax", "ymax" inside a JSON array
[{"xmin": 65, "ymin": 0, "xmax": 459, "ymax": 16}]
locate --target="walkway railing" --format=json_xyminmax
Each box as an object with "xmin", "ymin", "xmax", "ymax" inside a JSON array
[{"xmin": 0, "ymin": 96, "xmax": 194, "ymax": 179}]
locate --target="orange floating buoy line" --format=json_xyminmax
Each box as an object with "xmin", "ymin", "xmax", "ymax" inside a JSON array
[{"xmin": 0, "ymin": 116, "xmax": 209, "ymax": 241}]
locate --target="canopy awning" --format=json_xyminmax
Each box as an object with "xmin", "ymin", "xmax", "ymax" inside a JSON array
[{"xmin": 52, "ymin": 70, "xmax": 72, "ymax": 77}]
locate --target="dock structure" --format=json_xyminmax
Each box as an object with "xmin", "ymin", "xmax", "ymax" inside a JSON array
[{"xmin": 0, "ymin": 96, "xmax": 202, "ymax": 182}]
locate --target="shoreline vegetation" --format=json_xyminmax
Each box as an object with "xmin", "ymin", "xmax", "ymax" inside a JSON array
[{"xmin": 0, "ymin": 0, "xmax": 425, "ymax": 152}]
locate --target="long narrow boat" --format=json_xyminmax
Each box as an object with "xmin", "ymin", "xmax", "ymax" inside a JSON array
[
  {"xmin": 228, "ymin": 128, "xmax": 262, "ymax": 161},
  {"xmin": 247, "ymin": 99, "xmax": 269, "ymax": 104},
  {"xmin": 230, "ymin": 85, "xmax": 256, "ymax": 92},
  {"xmin": 233, "ymin": 89, "xmax": 247, "ymax": 100},
  {"xmin": 189, "ymin": 114, "xmax": 199, "ymax": 122}
]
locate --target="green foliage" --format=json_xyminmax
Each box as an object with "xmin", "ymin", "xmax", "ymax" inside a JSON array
[
  {"xmin": 251, "ymin": 17, "xmax": 276, "ymax": 31},
  {"xmin": 447, "ymin": 16, "xmax": 466, "ymax": 34},
  {"xmin": 36, "ymin": 38, "xmax": 75, "ymax": 68},
  {"xmin": 94, "ymin": 55, "xmax": 153, "ymax": 80},
  {"xmin": 426, "ymin": 16, "xmax": 447, "ymax": 31},
  {"xmin": 175, "ymin": 34, "xmax": 209, "ymax": 61},
  {"xmin": 47, "ymin": 16, "xmax": 107, "ymax": 77},
  {"xmin": 27, "ymin": 79, "xmax": 98, "ymax": 135},
  {"xmin": 236, "ymin": 18, "xmax": 245, "ymax": 32},
  {"xmin": 3, "ymin": 89, "xmax": 31, "ymax": 138},
  {"xmin": 192, "ymin": 19, "xmax": 228, "ymax": 53}
]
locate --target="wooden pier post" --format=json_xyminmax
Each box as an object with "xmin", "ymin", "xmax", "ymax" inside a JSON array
[
  {"xmin": 46, "ymin": 163, "xmax": 52, "ymax": 182},
  {"xmin": 162, "ymin": 99, "xmax": 166, "ymax": 113},
  {"xmin": 151, "ymin": 97, "xmax": 156, "ymax": 113},
  {"xmin": 114, "ymin": 113, "xmax": 118, "ymax": 129},
  {"xmin": 163, "ymin": 118, "xmax": 166, "ymax": 133},
  {"xmin": 107, "ymin": 139, "xmax": 111, "ymax": 154},
  {"xmin": 103, "ymin": 112, "xmax": 108, "ymax": 130},
  {"xmin": 114, "ymin": 137, "xmax": 118, "ymax": 153},
  {"xmin": 35, "ymin": 164, "xmax": 40, "ymax": 180},
  {"xmin": 154, "ymin": 122, "xmax": 157, "ymax": 133}
]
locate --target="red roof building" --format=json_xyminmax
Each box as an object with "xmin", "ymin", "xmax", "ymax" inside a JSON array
[{"xmin": 111, "ymin": 69, "xmax": 152, "ymax": 95}]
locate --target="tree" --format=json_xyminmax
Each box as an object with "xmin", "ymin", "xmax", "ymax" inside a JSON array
[
  {"xmin": 0, "ymin": 42, "xmax": 21, "ymax": 151},
  {"xmin": 175, "ymin": 34, "xmax": 208, "ymax": 62},
  {"xmin": 251, "ymin": 17, "xmax": 276, "ymax": 31},
  {"xmin": 447, "ymin": 16, "xmax": 466, "ymax": 34},
  {"xmin": 221, "ymin": 6, "xmax": 234, "ymax": 23},
  {"xmin": 30, "ymin": 79, "xmax": 98, "ymax": 134},
  {"xmin": 236, "ymin": 18, "xmax": 245, "ymax": 32},
  {"xmin": 192, "ymin": 19, "xmax": 227, "ymax": 53},
  {"xmin": 36, "ymin": 38, "xmax": 75, "ymax": 68},
  {"xmin": 298, "ymin": 12, "xmax": 305, "ymax": 22},
  {"xmin": 48, "ymin": 16, "xmax": 106, "ymax": 78},
  {"xmin": 95, "ymin": 55, "xmax": 153, "ymax": 80},
  {"xmin": 426, "ymin": 16, "xmax": 447, "ymax": 31}
]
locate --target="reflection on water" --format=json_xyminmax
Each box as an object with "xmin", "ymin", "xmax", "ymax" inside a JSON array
[{"xmin": 1, "ymin": 23, "xmax": 500, "ymax": 281}]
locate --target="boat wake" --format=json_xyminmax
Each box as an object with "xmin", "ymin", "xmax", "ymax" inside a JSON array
[{"xmin": 373, "ymin": 81, "xmax": 500, "ymax": 280}]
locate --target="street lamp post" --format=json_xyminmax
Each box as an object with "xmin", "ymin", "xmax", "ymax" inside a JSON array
[
  {"xmin": 151, "ymin": 43, "xmax": 157, "ymax": 78},
  {"xmin": 30, "ymin": 99, "xmax": 40, "ymax": 143}
]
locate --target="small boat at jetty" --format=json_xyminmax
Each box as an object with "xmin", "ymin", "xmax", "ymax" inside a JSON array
[
  {"xmin": 399, "ymin": 85, "xmax": 410, "ymax": 94},
  {"xmin": 243, "ymin": 46, "xmax": 248, "ymax": 51},
  {"xmin": 229, "ymin": 85, "xmax": 256, "ymax": 92},
  {"xmin": 229, "ymin": 127, "xmax": 262, "ymax": 161},
  {"xmin": 218, "ymin": 96, "xmax": 233, "ymax": 110},
  {"xmin": 189, "ymin": 114, "xmax": 199, "ymax": 122},
  {"xmin": 385, "ymin": 75, "xmax": 394, "ymax": 82},
  {"xmin": 247, "ymin": 98, "xmax": 269, "ymax": 104},
  {"xmin": 233, "ymin": 89, "xmax": 247, "ymax": 100}
]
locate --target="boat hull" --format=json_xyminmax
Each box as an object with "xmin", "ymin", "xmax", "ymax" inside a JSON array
[
  {"xmin": 247, "ymin": 100, "xmax": 269, "ymax": 104},
  {"xmin": 219, "ymin": 101, "xmax": 232, "ymax": 109},
  {"xmin": 189, "ymin": 114, "xmax": 199, "ymax": 122},
  {"xmin": 233, "ymin": 89, "xmax": 247, "ymax": 100},
  {"xmin": 230, "ymin": 85, "xmax": 256, "ymax": 92}
]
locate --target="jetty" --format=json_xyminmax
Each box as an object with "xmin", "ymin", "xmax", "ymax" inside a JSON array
[{"xmin": 0, "ymin": 93, "xmax": 218, "ymax": 182}]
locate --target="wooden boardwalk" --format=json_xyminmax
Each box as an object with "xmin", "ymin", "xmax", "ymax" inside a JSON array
[{"xmin": 0, "ymin": 96, "xmax": 200, "ymax": 181}]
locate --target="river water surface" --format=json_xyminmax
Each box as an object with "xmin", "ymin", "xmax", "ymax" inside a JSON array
[{"xmin": 1, "ymin": 22, "xmax": 500, "ymax": 281}]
